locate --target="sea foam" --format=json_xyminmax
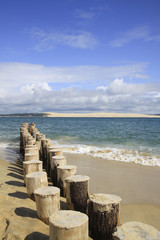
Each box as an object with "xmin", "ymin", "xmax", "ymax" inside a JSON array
[{"xmin": 52, "ymin": 140, "xmax": 160, "ymax": 167}]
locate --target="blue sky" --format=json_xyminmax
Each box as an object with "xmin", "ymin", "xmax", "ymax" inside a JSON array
[{"xmin": 0, "ymin": 0, "xmax": 160, "ymax": 113}]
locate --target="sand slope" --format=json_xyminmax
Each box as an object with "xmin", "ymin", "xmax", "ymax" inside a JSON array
[{"xmin": 44, "ymin": 112, "xmax": 160, "ymax": 118}]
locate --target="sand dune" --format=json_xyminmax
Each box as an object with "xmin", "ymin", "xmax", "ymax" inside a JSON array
[{"xmin": 44, "ymin": 112, "xmax": 160, "ymax": 118}]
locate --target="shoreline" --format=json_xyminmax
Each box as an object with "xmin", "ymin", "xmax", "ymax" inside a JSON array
[{"xmin": 44, "ymin": 112, "xmax": 160, "ymax": 118}]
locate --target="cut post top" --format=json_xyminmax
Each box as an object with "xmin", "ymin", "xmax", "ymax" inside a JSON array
[
  {"xmin": 49, "ymin": 148, "xmax": 62, "ymax": 153},
  {"xmin": 113, "ymin": 221, "xmax": 160, "ymax": 240},
  {"xmin": 23, "ymin": 160, "xmax": 42, "ymax": 165},
  {"xmin": 25, "ymin": 171, "xmax": 47, "ymax": 178},
  {"xmin": 90, "ymin": 193, "xmax": 121, "ymax": 205},
  {"xmin": 34, "ymin": 186, "xmax": 60, "ymax": 196},
  {"xmin": 49, "ymin": 210, "xmax": 88, "ymax": 229},
  {"xmin": 89, "ymin": 193, "xmax": 121, "ymax": 213},
  {"xmin": 25, "ymin": 153, "xmax": 39, "ymax": 157},
  {"xmin": 57, "ymin": 165, "xmax": 77, "ymax": 170},
  {"xmin": 52, "ymin": 156, "xmax": 65, "ymax": 160},
  {"xmin": 65, "ymin": 175, "xmax": 90, "ymax": 183}
]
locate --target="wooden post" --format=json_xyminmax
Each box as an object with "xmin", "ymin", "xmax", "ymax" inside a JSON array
[
  {"xmin": 27, "ymin": 138, "xmax": 36, "ymax": 145},
  {"xmin": 25, "ymin": 147, "xmax": 39, "ymax": 155},
  {"xmin": 25, "ymin": 171, "xmax": 48, "ymax": 200},
  {"xmin": 50, "ymin": 156, "xmax": 66, "ymax": 186},
  {"xmin": 24, "ymin": 153, "xmax": 39, "ymax": 161},
  {"xmin": 20, "ymin": 128, "xmax": 28, "ymax": 154},
  {"xmin": 46, "ymin": 144, "xmax": 55, "ymax": 175},
  {"xmin": 23, "ymin": 160, "xmax": 42, "ymax": 186},
  {"xmin": 57, "ymin": 165, "xmax": 77, "ymax": 197},
  {"xmin": 65, "ymin": 175, "xmax": 90, "ymax": 214},
  {"xmin": 34, "ymin": 186, "xmax": 60, "ymax": 225},
  {"xmin": 113, "ymin": 221, "xmax": 160, "ymax": 240},
  {"xmin": 41, "ymin": 139, "xmax": 50, "ymax": 169},
  {"xmin": 49, "ymin": 149, "xmax": 63, "ymax": 168},
  {"xmin": 88, "ymin": 193, "xmax": 121, "ymax": 240},
  {"xmin": 29, "ymin": 122, "xmax": 36, "ymax": 134},
  {"xmin": 49, "ymin": 210, "xmax": 88, "ymax": 240}
]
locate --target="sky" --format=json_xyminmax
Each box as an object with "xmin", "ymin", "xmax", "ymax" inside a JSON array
[{"xmin": 0, "ymin": 0, "xmax": 160, "ymax": 114}]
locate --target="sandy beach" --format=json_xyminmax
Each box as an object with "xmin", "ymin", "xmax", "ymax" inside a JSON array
[
  {"xmin": 0, "ymin": 150, "xmax": 160, "ymax": 240},
  {"xmin": 44, "ymin": 112, "xmax": 160, "ymax": 118},
  {"xmin": 0, "ymin": 158, "xmax": 49, "ymax": 240},
  {"xmin": 65, "ymin": 153, "xmax": 160, "ymax": 230}
]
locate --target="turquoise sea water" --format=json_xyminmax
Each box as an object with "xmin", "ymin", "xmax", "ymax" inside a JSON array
[{"xmin": 0, "ymin": 117, "xmax": 160, "ymax": 166}]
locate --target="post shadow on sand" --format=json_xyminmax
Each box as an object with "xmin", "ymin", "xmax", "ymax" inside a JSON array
[
  {"xmin": 10, "ymin": 161, "xmax": 23, "ymax": 169},
  {"xmin": 7, "ymin": 172, "xmax": 24, "ymax": 180},
  {"xmin": 5, "ymin": 180, "xmax": 24, "ymax": 187},
  {"xmin": 24, "ymin": 232, "xmax": 49, "ymax": 240},
  {"xmin": 8, "ymin": 166, "xmax": 23, "ymax": 175},
  {"xmin": 8, "ymin": 191, "xmax": 28, "ymax": 199},
  {"xmin": 15, "ymin": 207, "xmax": 37, "ymax": 219}
]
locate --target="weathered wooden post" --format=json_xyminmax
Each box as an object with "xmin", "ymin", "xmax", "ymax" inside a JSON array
[
  {"xmin": 36, "ymin": 134, "xmax": 46, "ymax": 161},
  {"xmin": 49, "ymin": 148, "xmax": 63, "ymax": 165},
  {"xmin": 32, "ymin": 128, "xmax": 38, "ymax": 138},
  {"xmin": 57, "ymin": 165, "xmax": 77, "ymax": 197},
  {"xmin": 25, "ymin": 147, "xmax": 39, "ymax": 155},
  {"xmin": 27, "ymin": 138, "xmax": 36, "ymax": 145},
  {"xmin": 34, "ymin": 186, "xmax": 60, "ymax": 225},
  {"xmin": 25, "ymin": 171, "xmax": 48, "ymax": 200},
  {"xmin": 22, "ymin": 133, "xmax": 31, "ymax": 156},
  {"xmin": 49, "ymin": 210, "xmax": 88, "ymax": 240},
  {"xmin": 113, "ymin": 221, "xmax": 160, "ymax": 240},
  {"xmin": 46, "ymin": 144, "xmax": 55, "ymax": 175},
  {"xmin": 65, "ymin": 175, "xmax": 90, "ymax": 214},
  {"xmin": 24, "ymin": 153, "xmax": 39, "ymax": 161},
  {"xmin": 21, "ymin": 123, "xmax": 28, "ymax": 129},
  {"xmin": 88, "ymin": 193, "xmax": 121, "ymax": 240},
  {"xmin": 20, "ymin": 127, "xmax": 28, "ymax": 154},
  {"xmin": 29, "ymin": 122, "xmax": 36, "ymax": 134},
  {"xmin": 41, "ymin": 138, "xmax": 50, "ymax": 169},
  {"xmin": 23, "ymin": 160, "xmax": 42, "ymax": 186},
  {"xmin": 50, "ymin": 156, "xmax": 66, "ymax": 186}
]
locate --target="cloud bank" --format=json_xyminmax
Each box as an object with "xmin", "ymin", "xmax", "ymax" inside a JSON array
[{"xmin": 0, "ymin": 62, "xmax": 160, "ymax": 114}]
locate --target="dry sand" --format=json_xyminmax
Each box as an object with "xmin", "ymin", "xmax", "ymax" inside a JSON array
[
  {"xmin": 0, "ymin": 151, "xmax": 160, "ymax": 240},
  {"xmin": 44, "ymin": 112, "xmax": 160, "ymax": 118}
]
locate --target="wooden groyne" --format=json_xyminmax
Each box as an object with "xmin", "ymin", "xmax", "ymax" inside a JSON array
[{"xmin": 20, "ymin": 122, "xmax": 160, "ymax": 240}]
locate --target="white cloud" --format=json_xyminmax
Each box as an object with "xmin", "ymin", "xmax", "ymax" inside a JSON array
[
  {"xmin": 0, "ymin": 62, "xmax": 149, "ymax": 94},
  {"xmin": 110, "ymin": 26, "xmax": 160, "ymax": 47},
  {"xmin": 20, "ymin": 82, "xmax": 52, "ymax": 94},
  {"xmin": 31, "ymin": 28, "xmax": 97, "ymax": 51}
]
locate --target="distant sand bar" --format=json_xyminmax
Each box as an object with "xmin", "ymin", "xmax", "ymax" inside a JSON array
[{"xmin": 44, "ymin": 112, "xmax": 160, "ymax": 118}]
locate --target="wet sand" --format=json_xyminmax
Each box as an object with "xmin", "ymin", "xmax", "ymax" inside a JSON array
[{"xmin": 0, "ymin": 151, "xmax": 160, "ymax": 240}]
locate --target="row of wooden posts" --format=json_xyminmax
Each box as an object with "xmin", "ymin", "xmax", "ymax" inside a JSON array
[{"xmin": 20, "ymin": 122, "xmax": 121, "ymax": 240}]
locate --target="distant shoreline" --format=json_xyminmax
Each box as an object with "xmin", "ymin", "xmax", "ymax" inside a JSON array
[
  {"xmin": 0, "ymin": 112, "xmax": 160, "ymax": 118},
  {"xmin": 44, "ymin": 112, "xmax": 160, "ymax": 118}
]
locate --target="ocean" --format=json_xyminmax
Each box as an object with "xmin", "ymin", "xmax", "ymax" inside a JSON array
[{"xmin": 0, "ymin": 117, "xmax": 160, "ymax": 166}]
